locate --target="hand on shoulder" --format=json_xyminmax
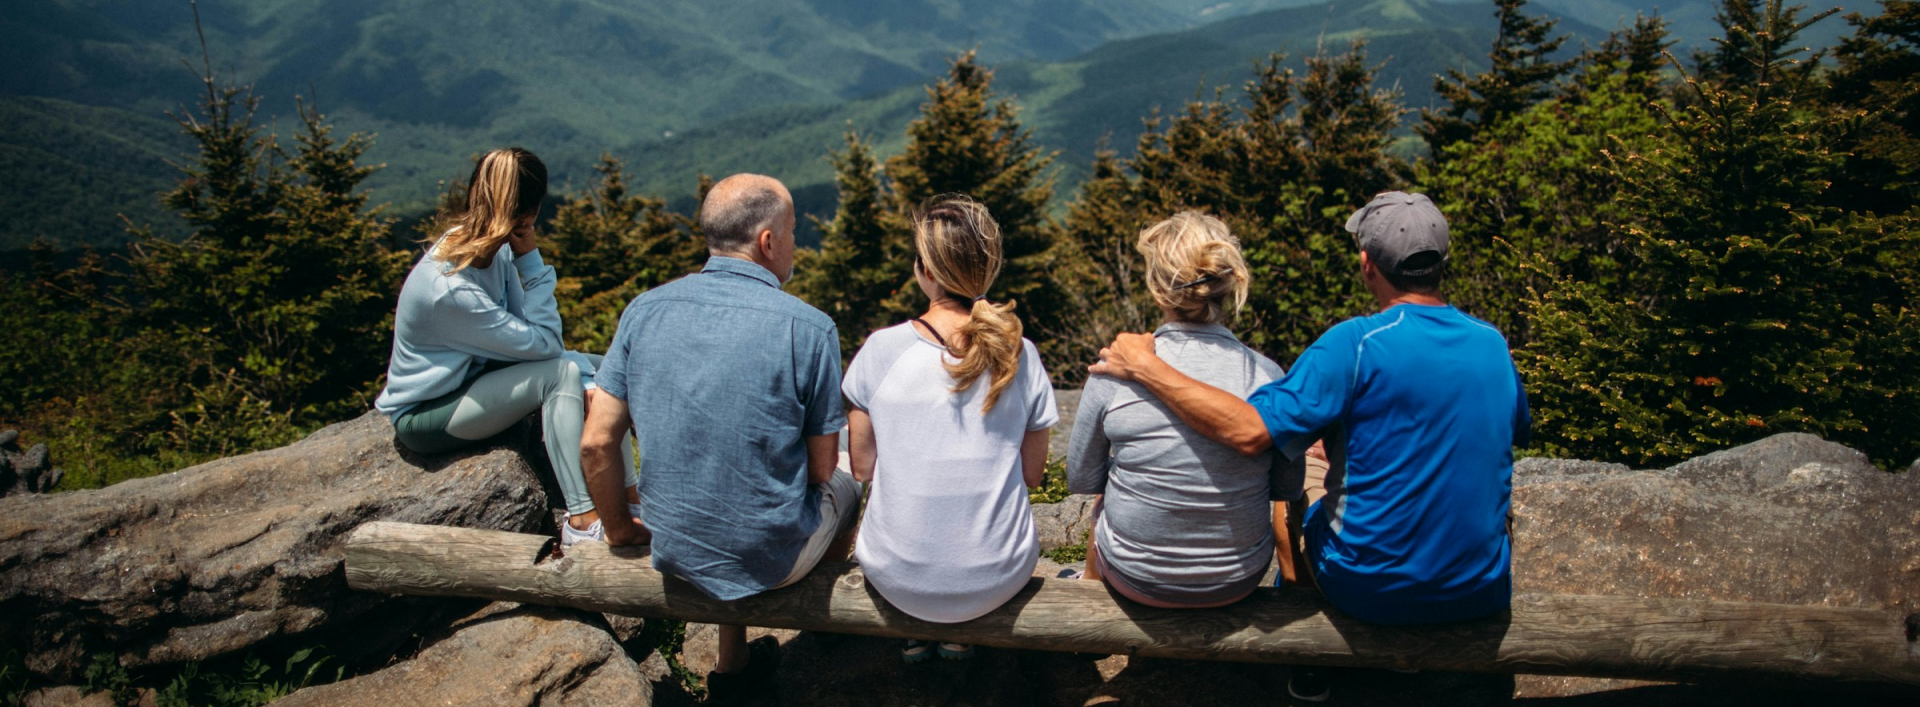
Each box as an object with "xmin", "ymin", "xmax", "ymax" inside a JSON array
[{"xmin": 1088, "ymin": 332, "xmax": 1160, "ymax": 381}]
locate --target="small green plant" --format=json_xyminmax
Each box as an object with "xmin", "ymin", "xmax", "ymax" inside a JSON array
[
  {"xmin": 1028, "ymin": 455, "xmax": 1071, "ymax": 505},
  {"xmin": 71, "ymin": 646, "xmax": 343, "ymax": 707},
  {"xmin": 634, "ymin": 619, "xmax": 704, "ymax": 699},
  {"xmin": 3, "ymin": 648, "xmax": 38, "ymax": 707},
  {"xmin": 1042, "ymin": 530, "xmax": 1090, "ymax": 564},
  {"xmin": 83, "ymin": 654, "xmax": 136, "ymax": 706}
]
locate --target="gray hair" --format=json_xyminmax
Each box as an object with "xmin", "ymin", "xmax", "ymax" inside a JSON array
[{"xmin": 699, "ymin": 180, "xmax": 788, "ymax": 254}]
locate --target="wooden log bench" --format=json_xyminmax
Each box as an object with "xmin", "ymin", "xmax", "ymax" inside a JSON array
[{"xmin": 343, "ymin": 521, "xmax": 1920, "ymax": 686}]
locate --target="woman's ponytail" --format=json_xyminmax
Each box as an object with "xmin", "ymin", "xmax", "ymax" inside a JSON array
[
  {"xmin": 948, "ymin": 297, "xmax": 1023, "ymax": 414},
  {"xmin": 433, "ymin": 147, "xmax": 548, "ymax": 272},
  {"xmin": 912, "ymin": 195, "xmax": 1024, "ymax": 414}
]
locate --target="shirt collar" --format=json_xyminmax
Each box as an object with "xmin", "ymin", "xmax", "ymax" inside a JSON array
[
  {"xmin": 1153, "ymin": 320, "xmax": 1238, "ymax": 341},
  {"xmin": 702, "ymin": 255, "xmax": 781, "ymax": 289}
]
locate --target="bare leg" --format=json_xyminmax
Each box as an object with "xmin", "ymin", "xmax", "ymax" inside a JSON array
[{"xmin": 715, "ymin": 625, "xmax": 749, "ymax": 673}]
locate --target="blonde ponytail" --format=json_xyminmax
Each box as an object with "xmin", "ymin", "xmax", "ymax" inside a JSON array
[
  {"xmin": 1138, "ymin": 211, "xmax": 1251, "ymax": 325},
  {"xmin": 434, "ymin": 147, "xmax": 548, "ymax": 272},
  {"xmin": 912, "ymin": 195, "xmax": 1024, "ymax": 414}
]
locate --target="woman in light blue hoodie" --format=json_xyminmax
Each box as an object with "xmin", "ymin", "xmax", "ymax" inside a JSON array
[{"xmin": 373, "ymin": 147, "xmax": 639, "ymax": 546}]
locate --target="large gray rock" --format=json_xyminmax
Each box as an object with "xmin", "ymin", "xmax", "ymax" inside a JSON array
[
  {"xmin": 1032, "ymin": 494, "xmax": 1098, "ymax": 552},
  {"xmin": 272, "ymin": 603, "xmax": 651, "ymax": 707},
  {"xmin": 1512, "ymin": 433, "xmax": 1920, "ymax": 616},
  {"xmin": 0, "ymin": 429, "xmax": 63, "ymax": 497},
  {"xmin": 0, "ymin": 412, "xmax": 554, "ymax": 682}
]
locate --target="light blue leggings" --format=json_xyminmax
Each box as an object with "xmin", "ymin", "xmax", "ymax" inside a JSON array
[{"xmin": 393, "ymin": 355, "xmax": 637, "ymax": 515}]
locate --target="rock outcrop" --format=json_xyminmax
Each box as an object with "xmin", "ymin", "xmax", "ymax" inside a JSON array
[
  {"xmin": 0, "ymin": 429, "xmax": 63, "ymax": 497},
  {"xmin": 0, "ymin": 412, "xmax": 555, "ymax": 682},
  {"xmin": 1512, "ymin": 433, "xmax": 1920, "ymax": 616},
  {"xmin": 272, "ymin": 603, "xmax": 652, "ymax": 707}
]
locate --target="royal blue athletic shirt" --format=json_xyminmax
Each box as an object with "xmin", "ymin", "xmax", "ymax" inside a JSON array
[{"xmin": 1248, "ymin": 303, "xmax": 1529, "ymax": 625}]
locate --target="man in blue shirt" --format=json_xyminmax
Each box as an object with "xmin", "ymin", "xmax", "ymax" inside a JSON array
[
  {"xmin": 1089, "ymin": 192, "xmax": 1528, "ymax": 702},
  {"xmin": 579, "ymin": 174, "xmax": 860, "ymax": 703}
]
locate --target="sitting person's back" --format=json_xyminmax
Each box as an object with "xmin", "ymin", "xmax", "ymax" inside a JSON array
[
  {"xmin": 1268, "ymin": 301, "xmax": 1523, "ymax": 624},
  {"xmin": 1067, "ymin": 212, "xmax": 1295, "ymax": 608},
  {"xmin": 843, "ymin": 196, "xmax": 1055, "ymax": 661}
]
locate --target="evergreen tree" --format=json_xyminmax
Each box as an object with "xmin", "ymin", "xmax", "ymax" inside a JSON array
[
  {"xmin": 1826, "ymin": 0, "xmax": 1920, "ymax": 214},
  {"xmin": 546, "ymin": 155, "xmax": 702, "ymax": 352},
  {"xmin": 1420, "ymin": 0, "xmax": 1576, "ymax": 157},
  {"xmin": 791, "ymin": 52, "xmax": 1059, "ymax": 355},
  {"xmin": 124, "ymin": 85, "xmax": 407, "ymax": 455},
  {"xmin": 1054, "ymin": 42, "xmax": 1403, "ymax": 367},
  {"xmin": 1695, "ymin": 0, "xmax": 1837, "ymax": 90},
  {"xmin": 1522, "ymin": 15, "xmax": 1920, "ymax": 468},
  {"xmin": 1422, "ymin": 18, "xmax": 1673, "ymax": 342},
  {"xmin": 885, "ymin": 51, "xmax": 1057, "ymax": 316},
  {"xmin": 789, "ymin": 130, "xmax": 907, "ymax": 357}
]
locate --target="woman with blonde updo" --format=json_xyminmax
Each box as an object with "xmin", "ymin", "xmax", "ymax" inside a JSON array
[
  {"xmin": 842, "ymin": 194, "xmax": 1057, "ymax": 662},
  {"xmin": 374, "ymin": 147, "xmax": 639, "ymax": 548},
  {"xmin": 1064, "ymin": 211, "xmax": 1302, "ymax": 608}
]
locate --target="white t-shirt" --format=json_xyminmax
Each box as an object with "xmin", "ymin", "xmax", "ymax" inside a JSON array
[{"xmin": 843, "ymin": 322, "xmax": 1057, "ymax": 623}]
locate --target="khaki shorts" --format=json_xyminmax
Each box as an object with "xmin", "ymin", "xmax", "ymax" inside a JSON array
[{"xmin": 772, "ymin": 469, "xmax": 863, "ymax": 589}]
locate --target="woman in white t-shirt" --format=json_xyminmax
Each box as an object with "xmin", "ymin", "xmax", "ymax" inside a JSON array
[{"xmin": 842, "ymin": 194, "xmax": 1056, "ymax": 663}]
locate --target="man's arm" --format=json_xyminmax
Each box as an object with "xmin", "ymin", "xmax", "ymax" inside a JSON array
[
  {"xmin": 581, "ymin": 392, "xmax": 647, "ymax": 545},
  {"xmin": 1088, "ymin": 332, "xmax": 1274, "ymax": 456},
  {"xmin": 806, "ymin": 433, "xmax": 839, "ymax": 485}
]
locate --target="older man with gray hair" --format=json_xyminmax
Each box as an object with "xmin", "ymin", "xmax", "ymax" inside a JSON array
[{"xmin": 579, "ymin": 174, "xmax": 859, "ymax": 703}]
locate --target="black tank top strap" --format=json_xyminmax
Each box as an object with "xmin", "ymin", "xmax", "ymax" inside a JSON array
[{"xmin": 909, "ymin": 317, "xmax": 949, "ymax": 348}]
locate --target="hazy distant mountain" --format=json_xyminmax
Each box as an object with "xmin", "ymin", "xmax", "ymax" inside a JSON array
[{"xmin": 0, "ymin": 0, "xmax": 1881, "ymax": 247}]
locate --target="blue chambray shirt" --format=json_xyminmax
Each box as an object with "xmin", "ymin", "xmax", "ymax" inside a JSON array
[{"xmin": 598, "ymin": 256, "xmax": 847, "ymax": 600}]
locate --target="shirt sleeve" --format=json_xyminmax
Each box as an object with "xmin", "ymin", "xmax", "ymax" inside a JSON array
[
  {"xmin": 432, "ymin": 250, "xmax": 565, "ymax": 362},
  {"xmin": 1020, "ymin": 340, "xmax": 1058, "ymax": 432},
  {"xmin": 801, "ymin": 321, "xmax": 848, "ymax": 437},
  {"xmin": 1065, "ymin": 375, "xmax": 1117, "ymax": 495},
  {"xmin": 841, "ymin": 332, "xmax": 880, "ymax": 412},
  {"xmin": 1246, "ymin": 324, "xmax": 1359, "ymax": 461},
  {"xmin": 597, "ymin": 310, "xmax": 633, "ymax": 402},
  {"xmin": 1252, "ymin": 354, "xmax": 1307, "ymax": 501}
]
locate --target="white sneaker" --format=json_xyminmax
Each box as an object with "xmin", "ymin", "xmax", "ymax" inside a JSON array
[{"xmin": 560, "ymin": 517, "xmax": 604, "ymax": 547}]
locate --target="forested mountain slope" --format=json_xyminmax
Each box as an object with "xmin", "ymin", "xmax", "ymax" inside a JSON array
[{"xmin": 0, "ymin": 0, "xmax": 1869, "ymax": 247}]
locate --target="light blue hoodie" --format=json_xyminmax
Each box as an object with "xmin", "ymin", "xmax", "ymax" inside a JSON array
[{"xmin": 374, "ymin": 244, "xmax": 570, "ymax": 417}]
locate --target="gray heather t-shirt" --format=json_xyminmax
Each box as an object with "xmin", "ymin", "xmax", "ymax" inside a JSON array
[{"xmin": 1066, "ymin": 321, "xmax": 1301, "ymax": 587}]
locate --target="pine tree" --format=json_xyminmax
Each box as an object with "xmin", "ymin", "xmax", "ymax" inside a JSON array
[
  {"xmin": 546, "ymin": 155, "xmax": 702, "ymax": 352},
  {"xmin": 1054, "ymin": 42, "xmax": 1402, "ymax": 365},
  {"xmin": 1695, "ymin": 0, "xmax": 1837, "ymax": 90},
  {"xmin": 791, "ymin": 52, "xmax": 1060, "ymax": 355},
  {"xmin": 1522, "ymin": 12, "xmax": 1920, "ymax": 468},
  {"xmin": 885, "ymin": 51, "xmax": 1057, "ymax": 315},
  {"xmin": 1422, "ymin": 19, "xmax": 1673, "ymax": 342},
  {"xmin": 1420, "ymin": 0, "xmax": 1575, "ymax": 156},
  {"xmin": 1826, "ymin": 0, "xmax": 1920, "ymax": 214},
  {"xmin": 124, "ymin": 77, "xmax": 407, "ymax": 456},
  {"xmin": 789, "ymin": 130, "xmax": 907, "ymax": 357}
]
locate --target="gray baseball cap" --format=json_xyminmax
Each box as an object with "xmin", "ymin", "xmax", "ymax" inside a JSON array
[{"xmin": 1343, "ymin": 191, "xmax": 1449, "ymax": 277}]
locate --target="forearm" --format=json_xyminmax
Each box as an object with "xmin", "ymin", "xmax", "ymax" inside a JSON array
[
  {"xmin": 1020, "ymin": 428, "xmax": 1050, "ymax": 489},
  {"xmin": 805, "ymin": 434, "xmax": 839, "ymax": 485},
  {"xmin": 581, "ymin": 437, "xmax": 640, "ymax": 543},
  {"xmin": 1132, "ymin": 358, "xmax": 1274, "ymax": 456},
  {"xmin": 846, "ymin": 410, "xmax": 876, "ymax": 484}
]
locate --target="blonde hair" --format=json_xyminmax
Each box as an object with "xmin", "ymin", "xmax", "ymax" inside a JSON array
[
  {"xmin": 434, "ymin": 147, "xmax": 547, "ymax": 272},
  {"xmin": 1137, "ymin": 211, "xmax": 1250, "ymax": 325},
  {"xmin": 913, "ymin": 195, "xmax": 1023, "ymax": 414}
]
